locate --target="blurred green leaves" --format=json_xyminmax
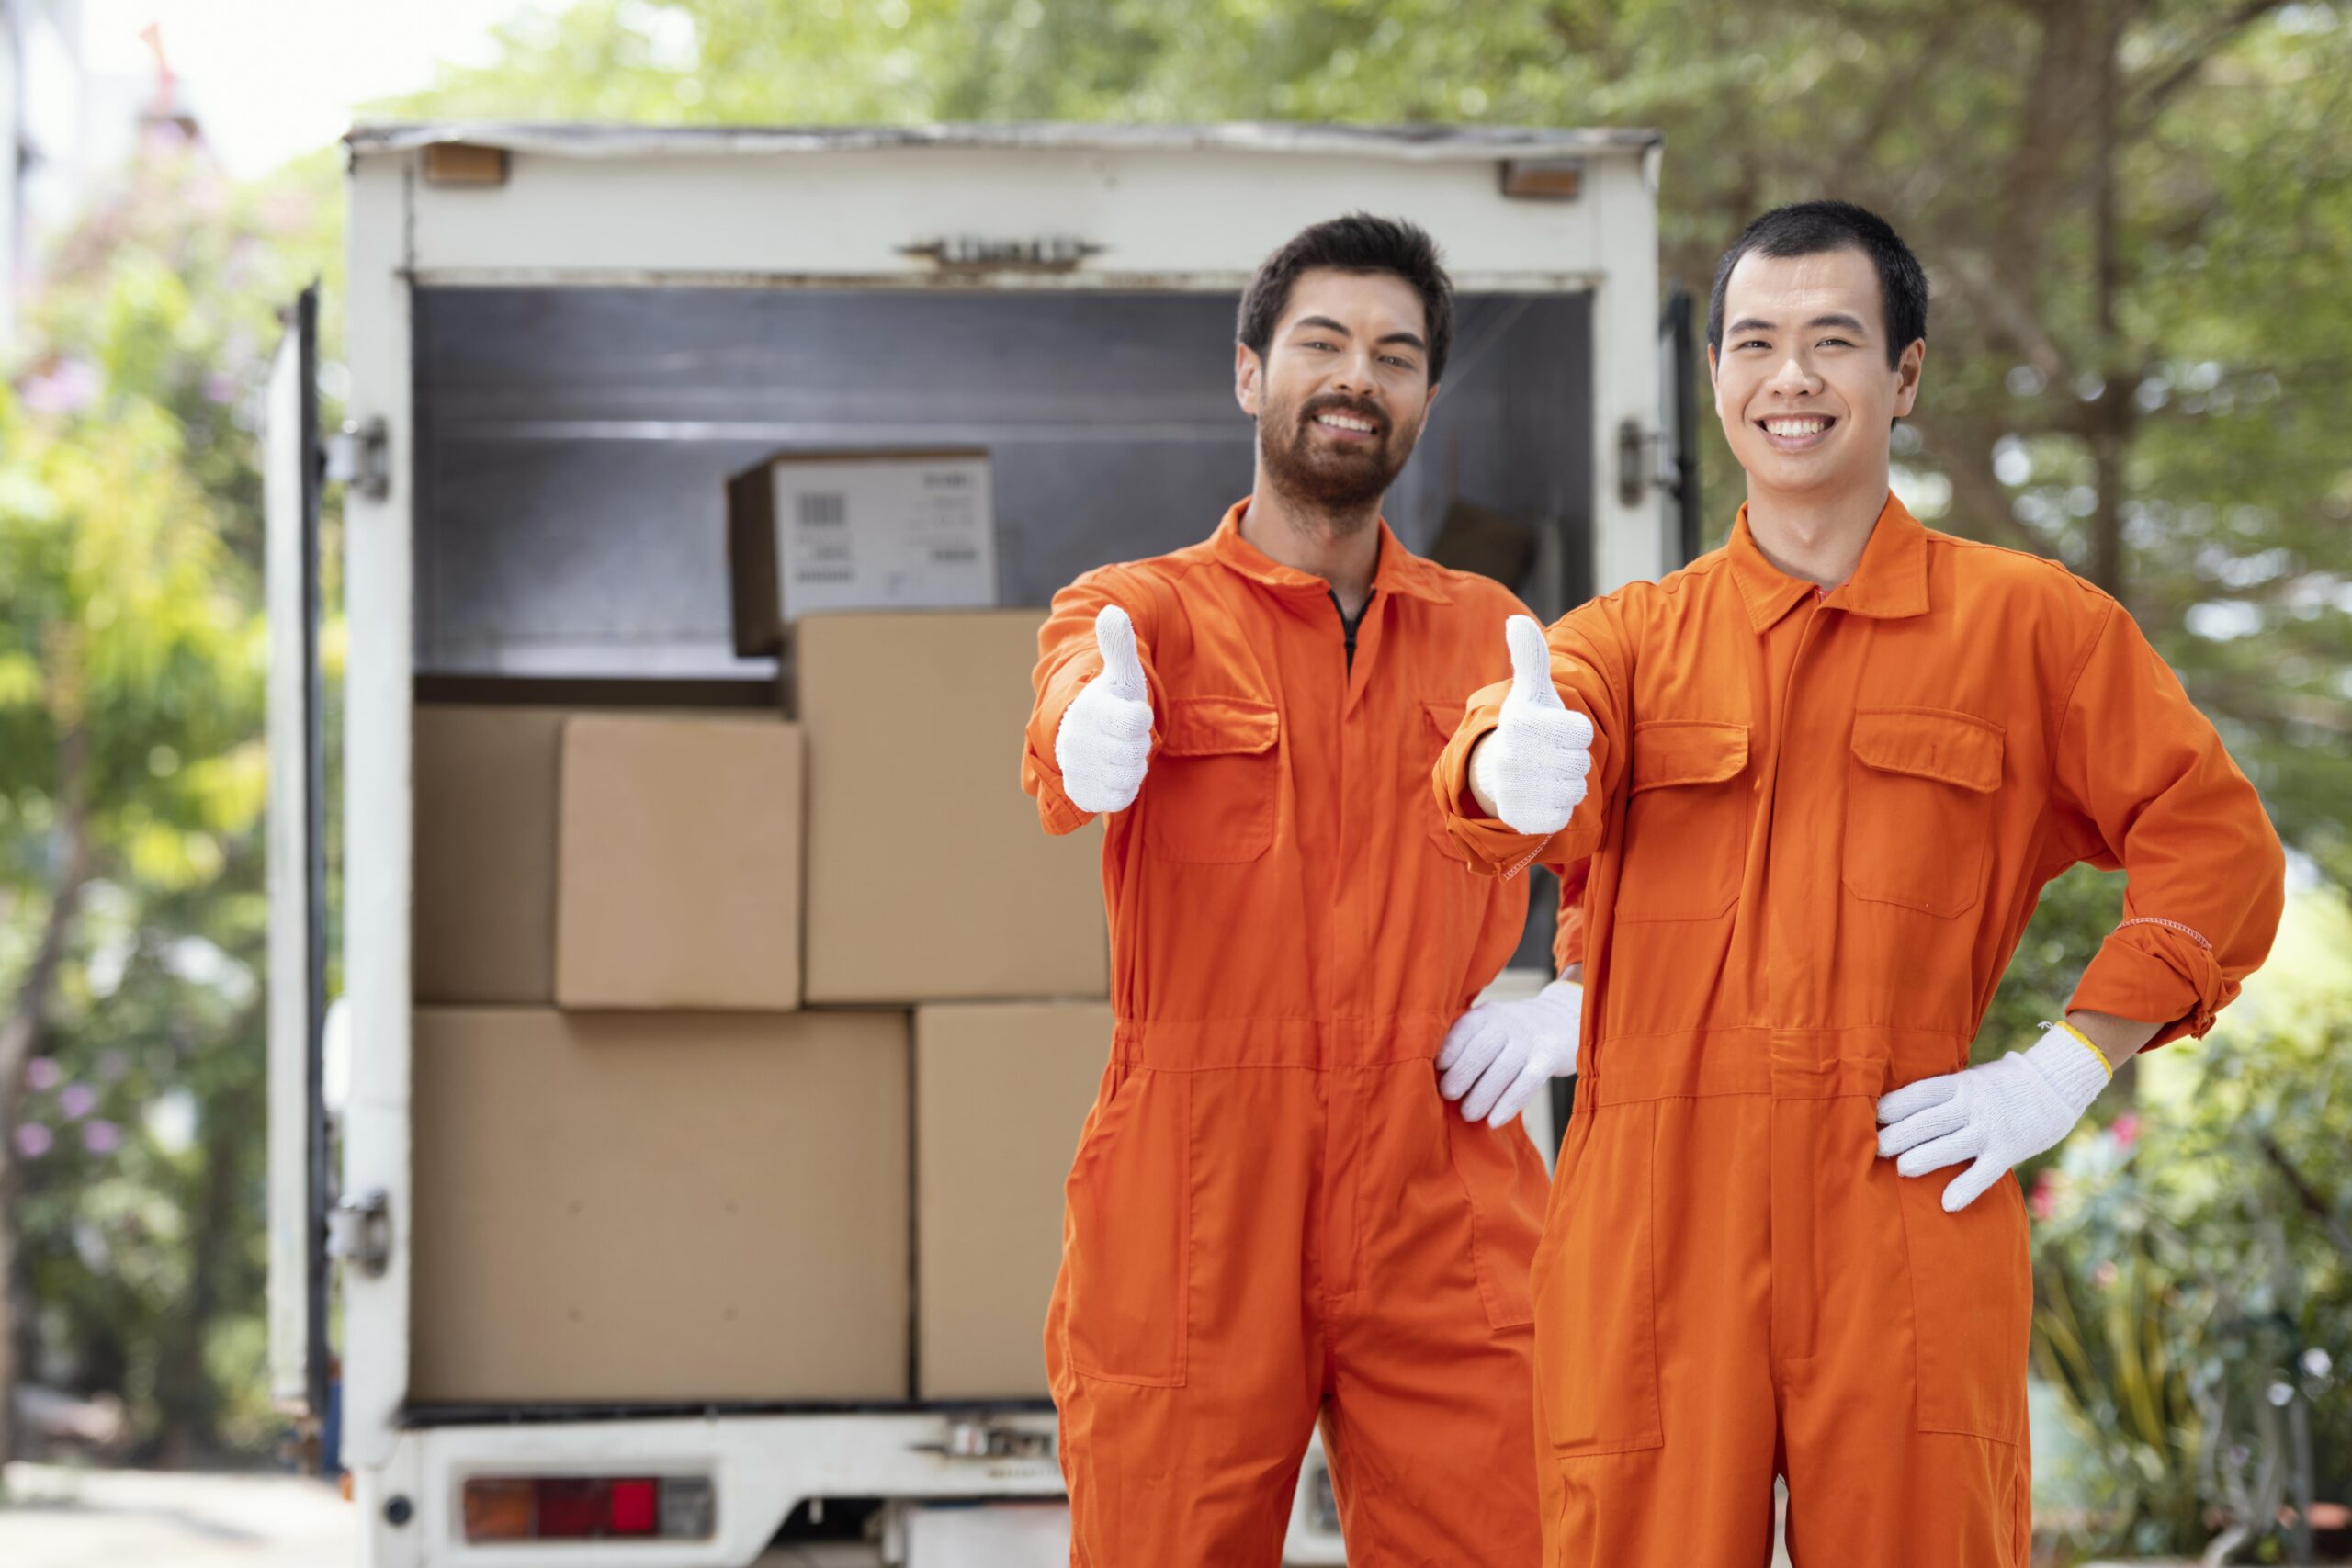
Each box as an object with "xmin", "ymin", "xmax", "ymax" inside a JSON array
[{"xmin": 3, "ymin": 140, "xmax": 340, "ymax": 1464}]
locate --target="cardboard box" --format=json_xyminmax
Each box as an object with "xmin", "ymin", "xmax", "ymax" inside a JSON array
[
  {"xmin": 797, "ymin": 611, "xmax": 1108, "ymax": 1003},
  {"xmin": 411, "ymin": 1007, "xmax": 910, "ymax": 1404},
  {"xmin": 914, "ymin": 1002, "xmax": 1110, "ymax": 1399},
  {"xmin": 413, "ymin": 706, "xmax": 567, "ymax": 1004},
  {"xmin": 728, "ymin": 449, "xmax": 999, "ymax": 657},
  {"xmin": 555, "ymin": 713, "xmax": 804, "ymax": 1010}
]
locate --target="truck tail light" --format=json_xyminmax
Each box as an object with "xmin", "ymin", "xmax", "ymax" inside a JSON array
[{"xmin": 461, "ymin": 1475, "xmax": 715, "ymax": 1543}]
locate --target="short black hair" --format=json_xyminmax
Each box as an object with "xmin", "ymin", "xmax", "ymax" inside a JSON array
[
  {"xmin": 1707, "ymin": 200, "xmax": 1928, "ymax": 368},
  {"xmin": 1238, "ymin": 213, "xmax": 1454, "ymax": 386}
]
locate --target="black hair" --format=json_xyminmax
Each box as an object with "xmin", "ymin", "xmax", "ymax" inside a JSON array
[
  {"xmin": 1706, "ymin": 200, "xmax": 1928, "ymax": 368},
  {"xmin": 1238, "ymin": 213, "xmax": 1455, "ymax": 386}
]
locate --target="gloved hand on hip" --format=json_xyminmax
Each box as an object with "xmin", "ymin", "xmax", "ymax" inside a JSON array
[
  {"xmin": 1468, "ymin": 615, "xmax": 1595, "ymax": 836},
  {"xmin": 1874, "ymin": 1022, "xmax": 2112, "ymax": 1212},
  {"xmin": 1055, "ymin": 605, "xmax": 1155, "ymax": 814},
  {"xmin": 1437, "ymin": 976, "xmax": 1584, "ymax": 1127}
]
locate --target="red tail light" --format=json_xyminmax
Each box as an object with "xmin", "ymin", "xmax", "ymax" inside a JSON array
[{"xmin": 461, "ymin": 1474, "xmax": 715, "ymax": 1543}]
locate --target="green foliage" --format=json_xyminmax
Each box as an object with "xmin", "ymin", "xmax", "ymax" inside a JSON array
[
  {"xmin": 3, "ymin": 140, "xmax": 342, "ymax": 1464},
  {"xmin": 380, "ymin": 0, "xmax": 2352, "ymax": 886},
  {"xmin": 2030, "ymin": 895, "xmax": 2352, "ymax": 1559}
]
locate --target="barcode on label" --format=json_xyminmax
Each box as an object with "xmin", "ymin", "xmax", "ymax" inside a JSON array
[{"xmin": 796, "ymin": 491, "xmax": 848, "ymax": 528}]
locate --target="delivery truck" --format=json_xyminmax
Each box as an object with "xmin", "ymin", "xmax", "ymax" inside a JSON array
[{"xmin": 263, "ymin": 122, "xmax": 1685, "ymax": 1568}]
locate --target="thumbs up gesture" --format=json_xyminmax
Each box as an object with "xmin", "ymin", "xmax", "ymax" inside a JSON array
[
  {"xmin": 1468, "ymin": 615, "xmax": 1595, "ymax": 835},
  {"xmin": 1055, "ymin": 605, "xmax": 1156, "ymax": 814}
]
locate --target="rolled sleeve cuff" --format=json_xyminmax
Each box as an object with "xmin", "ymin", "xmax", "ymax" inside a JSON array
[
  {"xmin": 1430, "ymin": 705, "xmax": 1598, "ymax": 875},
  {"xmin": 1023, "ymin": 664, "xmax": 1099, "ymax": 836},
  {"xmin": 2068, "ymin": 925, "xmax": 2232, "ymax": 1049},
  {"xmin": 1022, "ymin": 747, "xmax": 1096, "ymax": 836}
]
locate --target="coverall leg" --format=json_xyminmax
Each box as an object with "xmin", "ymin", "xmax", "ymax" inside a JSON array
[
  {"xmin": 1046, "ymin": 1057, "xmax": 1548, "ymax": 1567},
  {"xmin": 1317, "ymin": 1062, "xmax": 1545, "ymax": 1567},
  {"xmin": 1534, "ymin": 1059, "xmax": 2032, "ymax": 1568}
]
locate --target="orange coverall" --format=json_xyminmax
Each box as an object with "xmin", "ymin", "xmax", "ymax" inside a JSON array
[
  {"xmin": 1435, "ymin": 494, "xmax": 2285, "ymax": 1567},
  {"xmin": 1026, "ymin": 502, "xmax": 1550, "ymax": 1566}
]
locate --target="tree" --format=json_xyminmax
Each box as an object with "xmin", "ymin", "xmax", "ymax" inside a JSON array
[
  {"xmin": 1, "ymin": 135, "xmax": 338, "ymax": 1474},
  {"xmin": 384, "ymin": 0, "xmax": 2352, "ymax": 887}
]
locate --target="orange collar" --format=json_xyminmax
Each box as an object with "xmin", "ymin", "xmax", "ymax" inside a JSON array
[
  {"xmin": 1726, "ymin": 491, "xmax": 1929, "ymax": 633},
  {"xmin": 1208, "ymin": 499, "xmax": 1453, "ymax": 605}
]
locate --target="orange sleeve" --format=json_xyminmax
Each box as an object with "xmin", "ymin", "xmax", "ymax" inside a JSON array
[
  {"xmin": 1431, "ymin": 601, "xmax": 1629, "ymax": 876},
  {"xmin": 1023, "ymin": 566, "xmax": 1170, "ymax": 836},
  {"xmin": 2051, "ymin": 597, "xmax": 2286, "ymax": 1047},
  {"xmin": 1551, "ymin": 858, "xmax": 1591, "ymax": 975}
]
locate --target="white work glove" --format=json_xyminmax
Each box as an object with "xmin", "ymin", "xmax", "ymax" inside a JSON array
[
  {"xmin": 1436, "ymin": 976, "xmax": 1584, "ymax": 1127},
  {"xmin": 1875, "ymin": 1025, "xmax": 2112, "ymax": 1213},
  {"xmin": 1054, "ymin": 605, "xmax": 1155, "ymax": 814},
  {"xmin": 1468, "ymin": 615, "xmax": 1595, "ymax": 836}
]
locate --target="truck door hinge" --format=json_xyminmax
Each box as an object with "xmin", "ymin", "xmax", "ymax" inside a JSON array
[
  {"xmin": 323, "ymin": 418, "xmax": 390, "ymax": 502},
  {"xmin": 327, "ymin": 1189, "xmax": 392, "ymax": 1277}
]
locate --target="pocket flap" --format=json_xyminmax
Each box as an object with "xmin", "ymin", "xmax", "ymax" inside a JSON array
[
  {"xmin": 1422, "ymin": 698, "xmax": 1468, "ymax": 743},
  {"xmin": 1630, "ymin": 721, "xmax": 1747, "ymax": 793},
  {"xmin": 1160, "ymin": 695, "xmax": 1279, "ymax": 757},
  {"xmin": 1850, "ymin": 709, "xmax": 2003, "ymax": 793}
]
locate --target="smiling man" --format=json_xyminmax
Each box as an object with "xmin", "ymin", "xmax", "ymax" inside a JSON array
[
  {"xmin": 1025, "ymin": 215, "xmax": 1575, "ymax": 1565},
  {"xmin": 1435, "ymin": 201, "xmax": 2285, "ymax": 1565}
]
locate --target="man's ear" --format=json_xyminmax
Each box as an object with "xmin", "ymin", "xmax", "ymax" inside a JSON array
[
  {"xmin": 1423, "ymin": 378, "xmax": 1442, "ymax": 413},
  {"xmin": 1891, "ymin": 339, "xmax": 1926, "ymax": 419},
  {"xmin": 1235, "ymin": 342, "xmax": 1263, "ymax": 418}
]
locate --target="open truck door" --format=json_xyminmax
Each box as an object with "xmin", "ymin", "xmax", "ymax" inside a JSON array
[
  {"xmin": 1659, "ymin": 282, "xmax": 1703, "ymax": 566},
  {"xmin": 264, "ymin": 284, "xmax": 332, "ymax": 1470}
]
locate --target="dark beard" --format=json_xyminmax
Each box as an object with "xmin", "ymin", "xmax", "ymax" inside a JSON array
[{"xmin": 1260, "ymin": 391, "xmax": 1419, "ymax": 515}]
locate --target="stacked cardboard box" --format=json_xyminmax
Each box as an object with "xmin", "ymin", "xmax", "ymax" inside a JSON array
[
  {"xmin": 410, "ymin": 1007, "xmax": 910, "ymax": 1403},
  {"xmin": 554, "ymin": 712, "xmax": 804, "ymax": 1011},
  {"xmin": 913, "ymin": 1002, "xmax": 1111, "ymax": 1400},
  {"xmin": 409, "ymin": 603, "xmax": 1116, "ymax": 1406},
  {"xmin": 797, "ymin": 609, "xmax": 1107, "ymax": 1004},
  {"xmin": 414, "ymin": 703, "xmax": 805, "ymax": 1011}
]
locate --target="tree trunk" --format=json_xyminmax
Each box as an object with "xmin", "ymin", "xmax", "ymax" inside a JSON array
[
  {"xmin": 0, "ymin": 723, "xmax": 93, "ymax": 1488},
  {"xmin": 153, "ymin": 1018, "xmax": 259, "ymax": 1469},
  {"xmin": 2084, "ymin": 0, "xmax": 2135, "ymax": 602}
]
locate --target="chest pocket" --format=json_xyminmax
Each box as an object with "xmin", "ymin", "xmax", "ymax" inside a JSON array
[
  {"xmin": 1616, "ymin": 721, "xmax": 1749, "ymax": 922},
  {"xmin": 1420, "ymin": 700, "xmax": 1476, "ymax": 863},
  {"xmin": 1143, "ymin": 695, "xmax": 1281, "ymax": 864},
  {"xmin": 1842, "ymin": 708, "xmax": 2004, "ymax": 919}
]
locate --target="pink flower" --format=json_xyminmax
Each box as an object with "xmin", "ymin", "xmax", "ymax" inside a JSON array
[
  {"xmin": 81, "ymin": 1121, "xmax": 120, "ymax": 1156},
  {"xmin": 13, "ymin": 1122, "xmax": 53, "ymax": 1159},
  {"xmin": 20, "ymin": 357, "xmax": 101, "ymax": 415},
  {"xmin": 25, "ymin": 1057, "xmax": 62, "ymax": 1091},
  {"xmin": 2094, "ymin": 1260, "xmax": 2119, "ymax": 1290},
  {"xmin": 2030, "ymin": 1169, "xmax": 2062, "ymax": 1221},
  {"xmin": 2109, "ymin": 1112, "xmax": 2141, "ymax": 1150},
  {"xmin": 59, "ymin": 1083, "xmax": 97, "ymax": 1120}
]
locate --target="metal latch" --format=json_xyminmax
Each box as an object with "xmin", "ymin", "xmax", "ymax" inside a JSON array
[
  {"xmin": 911, "ymin": 1421, "xmax": 1055, "ymax": 1461},
  {"xmin": 1617, "ymin": 418, "xmax": 1688, "ymax": 507},
  {"xmin": 323, "ymin": 417, "xmax": 390, "ymax": 502},
  {"xmin": 327, "ymin": 1189, "xmax": 392, "ymax": 1277}
]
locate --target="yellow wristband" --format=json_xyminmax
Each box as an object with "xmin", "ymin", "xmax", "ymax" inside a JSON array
[{"xmin": 2051, "ymin": 1019, "xmax": 2114, "ymax": 1079}]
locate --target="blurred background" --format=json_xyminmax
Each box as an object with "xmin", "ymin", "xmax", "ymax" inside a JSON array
[{"xmin": 0, "ymin": 2, "xmax": 2346, "ymax": 1564}]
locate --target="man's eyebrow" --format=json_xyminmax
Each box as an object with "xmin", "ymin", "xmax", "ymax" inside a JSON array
[
  {"xmin": 1726, "ymin": 312, "xmax": 1871, "ymax": 335},
  {"xmin": 1287, "ymin": 317, "xmax": 1426, "ymax": 352}
]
